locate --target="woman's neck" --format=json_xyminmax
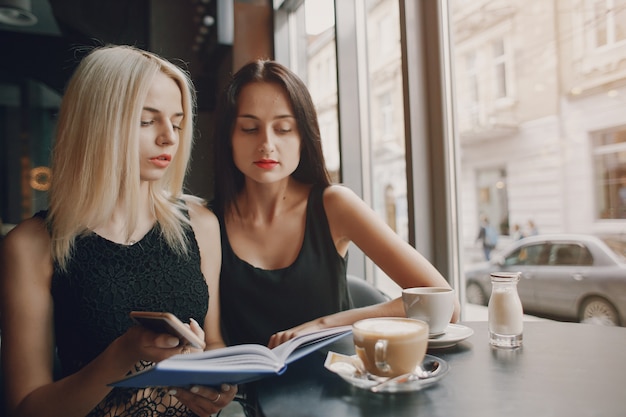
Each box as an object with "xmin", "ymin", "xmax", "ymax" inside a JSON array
[
  {"xmin": 236, "ymin": 178, "xmax": 309, "ymax": 223},
  {"xmin": 93, "ymin": 190, "xmax": 156, "ymax": 245}
]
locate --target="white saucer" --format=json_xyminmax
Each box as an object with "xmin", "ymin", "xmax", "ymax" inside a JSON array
[{"xmin": 428, "ymin": 323, "xmax": 474, "ymax": 349}]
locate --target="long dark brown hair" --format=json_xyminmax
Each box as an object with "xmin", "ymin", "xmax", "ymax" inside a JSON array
[{"xmin": 213, "ymin": 59, "xmax": 331, "ymax": 217}]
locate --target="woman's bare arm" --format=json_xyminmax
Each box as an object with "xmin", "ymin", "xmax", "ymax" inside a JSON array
[
  {"xmin": 267, "ymin": 185, "xmax": 460, "ymax": 348},
  {"xmin": 0, "ymin": 218, "xmax": 185, "ymax": 417}
]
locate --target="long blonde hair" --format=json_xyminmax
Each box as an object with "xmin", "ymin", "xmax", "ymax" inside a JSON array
[{"xmin": 48, "ymin": 45, "xmax": 199, "ymax": 270}]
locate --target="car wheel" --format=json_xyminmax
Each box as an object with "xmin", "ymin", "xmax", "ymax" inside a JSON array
[
  {"xmin": 579, "ymin": 296, "xmax": 620, "ymax": 326},
  {"xmin": 466, "ymin": 281, "xmax": 487, "ymax": 305}
]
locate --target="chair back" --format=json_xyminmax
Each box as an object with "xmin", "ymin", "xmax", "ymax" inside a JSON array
[{"xmin": 347, "ymin": 274, "xmax": 390, "ymax": 308}]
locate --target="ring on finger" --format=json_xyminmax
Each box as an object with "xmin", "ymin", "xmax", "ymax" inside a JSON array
[{"xmin": 210, "ymin": 392, "xmax": 221, "ymax": 403}]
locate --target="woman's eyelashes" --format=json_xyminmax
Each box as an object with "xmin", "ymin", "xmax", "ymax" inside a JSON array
[
  {"xmin": 140, "ymin": 119, "xmax": 182, "ymax": 131},
  {"xmin": 239, "ymin": 123, "xmax": 294, "ymax": 134},
  {"xmin": 240, "ymin": 126, "xmax": 258, "ymax": 133}
]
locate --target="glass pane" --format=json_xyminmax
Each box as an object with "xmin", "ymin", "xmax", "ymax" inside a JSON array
[
  {"xmin": 448, "ymin": 0, "xmax": 626, "ymax": 326},
  {"xmin": 616, "ymin": 0, "xmax": 626, "ymax": 41},
  {"xmin": 593, "ymin": 129, "xmax": 626, "ymax": 219},
  {"xmin": 364, "ymin": 0, "xmax": 407, "ymax": 295},
  {"xmin": 299, "ymin": 0, "xmax": 341, "ymax": 183},
  {"xmin": 594, "ymin": 0, "xmax": 608, "ymax": 47}
]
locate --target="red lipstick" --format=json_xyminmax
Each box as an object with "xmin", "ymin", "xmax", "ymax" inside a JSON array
[{"xmin": 254, "ymin": 159, "xmax": 278, "ymax": 170}]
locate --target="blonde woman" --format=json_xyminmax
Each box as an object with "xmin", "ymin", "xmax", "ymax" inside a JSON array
[{"xmin": 0, "ymin": 45, "xmax": 235, "ymax": 417}]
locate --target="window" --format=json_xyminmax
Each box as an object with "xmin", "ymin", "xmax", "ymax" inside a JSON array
[
  {"xmin": 275, "ymin": 0, "xmax": 341, "ymax": 182},
  {"xmin": 492, "ymin": 39, "xmax": 507, "ymax": 100},
  {"xmin": 453, "ymin": 33, "xmax": 514, "ymax": 132},
  {"xmin": 366, "ymin": 0, "xmax": 408, "ymax": 281},
  {"xmin": 449, "ymin": 0, "xmax": 626, "ymax": 276},
  {"xmin": 593, "ymin": 128, "xmax": 626, "ymax": 219},
  {"xmin": 464, "ymin": 51, "xmax": 479, "ymax": 126},
  {"xmin": 549, "ymin": 244, "xmax": 593, "ymax": 266},
  {"xmin": 275, "ymin": 0, "xmax": 626, "ymax": 322},
  {"xmin": 590, "ymin": 0, "xmax": 626, "ymax": 48}
]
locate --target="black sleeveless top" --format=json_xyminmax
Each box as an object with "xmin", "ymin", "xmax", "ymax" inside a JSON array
[
  {"xmin": 40, "ymin": 211, "xmax": 208, "ymax": 417},
  {"xmin": 219, "ymin": 185, "xmax": 352, "ymax": 346}
]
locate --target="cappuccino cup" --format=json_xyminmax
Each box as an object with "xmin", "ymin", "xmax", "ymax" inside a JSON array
[
  {"xmin": 352, "ymin": 317, "xmax": 429, "ymax": 377},
  {"xmin": 402, "ymin": 287, "xmax": 455, "ymax": 336}
]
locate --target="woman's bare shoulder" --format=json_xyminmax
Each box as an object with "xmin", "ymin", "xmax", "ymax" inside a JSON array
[
  {"xmin": 1, "ymin": 216, "xmax": 52, "ymax": 284},
  {"xmin": 186, "ymin": 200, "xmax": 219, "ymax": 235},
  {"xmin": 322, "ymin": 184, "xmax": 366, "ymax": 211},
  {"xmin": 2, "ymin": 216, "xmax": 49, "ymax": 252}
]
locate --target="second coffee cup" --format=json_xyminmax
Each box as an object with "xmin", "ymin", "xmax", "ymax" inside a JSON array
[
  {"xmin": 352, "ymin": 317, "xmax": 429, "ymax": 378},
  {"xmin": 402, "ymin": 287, "xmax": 455, "ymax": 336}
]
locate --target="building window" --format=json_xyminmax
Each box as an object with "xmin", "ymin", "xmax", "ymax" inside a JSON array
[
  {"xmin": 465, "ymin": 51, "xmax": 479, "ymax": 125},
  {"xmin": 492, "ymin": 39, "xmax": 507, "ymax": 99},
  {"xmin": 454, "ymin": 33, "xmax": 513, "ymax": 132},
  {"xmin": 593, "ymin": 127, "xmax": 626, "ymax": 219},
  {"xmin": 590, "ymin": 0, "xmax": 626, "ymax": 48}
]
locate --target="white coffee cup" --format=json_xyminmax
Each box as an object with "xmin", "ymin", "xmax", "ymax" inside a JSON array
[{"xmin": 402, "ymin": 287, "xmax": 455, "ymax": 336}]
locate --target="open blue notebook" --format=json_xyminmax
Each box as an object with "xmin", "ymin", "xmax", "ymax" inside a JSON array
[{"xmin": 110, "ymin": 326, "xmax": 352, "ymax": 388}]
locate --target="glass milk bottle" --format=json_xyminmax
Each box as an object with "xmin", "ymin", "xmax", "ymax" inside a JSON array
[{"xmin": 488, "ymin": 272, "xmax": 523, "ymax": 348}]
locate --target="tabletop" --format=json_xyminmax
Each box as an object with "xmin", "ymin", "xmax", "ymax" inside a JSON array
[{"xmin": 252, "ymin": 321, "xmax": 626, "ymax": 417}]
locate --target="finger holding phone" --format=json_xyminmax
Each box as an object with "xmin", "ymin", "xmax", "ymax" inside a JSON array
[{"xmin": 130, "ymin": 311, "xmax": 207, "ymax": 354}]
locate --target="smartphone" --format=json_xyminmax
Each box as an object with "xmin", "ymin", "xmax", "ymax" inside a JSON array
[{"xmin": 130, "ymin": 311, "xmax": 205, "ymax": 349}]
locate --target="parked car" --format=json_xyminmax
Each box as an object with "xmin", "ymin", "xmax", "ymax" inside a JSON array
[{"xmin": 465, "ymin": 234, "xmax": 626, "ymax": 326}]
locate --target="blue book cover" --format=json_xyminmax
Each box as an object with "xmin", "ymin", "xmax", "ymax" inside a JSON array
[{"xmin": 110, "ymin": 326, "xmax": 352, "ymax": 388}]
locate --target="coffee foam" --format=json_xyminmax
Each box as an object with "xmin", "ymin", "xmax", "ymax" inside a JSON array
[{"xmin": 354, "ymin": 318, "xmax": 425, "ymax": 335}]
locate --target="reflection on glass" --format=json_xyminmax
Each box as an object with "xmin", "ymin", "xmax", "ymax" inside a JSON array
[
  {"xmin": 302, "ymin": 0, "xmax": 341, "ymax": 182},
  {"xmin": 363, "ymin": 0, "xmax": 407, "ymax": 291},
  {"xmin": 364, "ymin": 0, "xmax": 407, "ymax": 242}
]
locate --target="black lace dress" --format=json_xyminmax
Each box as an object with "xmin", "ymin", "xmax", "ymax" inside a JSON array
[{"xmin": 42, "ymin": 212, "xmax": 209, "ymax": 417}]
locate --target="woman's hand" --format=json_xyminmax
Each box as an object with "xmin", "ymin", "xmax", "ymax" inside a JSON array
[
  {"xmin": 169, "ymin": 384, "xmax": 238, "ymax": 417},
  {"xmin": 268, "ymin": 319, "xmax": 325, "ymax": 349},
  {"xmin": 120, "ymin": 317, "xmax": 206, "ymax": 364}
]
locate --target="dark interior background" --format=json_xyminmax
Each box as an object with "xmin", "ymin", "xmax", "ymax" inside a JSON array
[
  {"xmin": 0, "ymin": 0, "xmax": 273, "ymax": 224},
  {"xmin": 1, "ymin": 0, "xmax": 228, "ymax": 105}
]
